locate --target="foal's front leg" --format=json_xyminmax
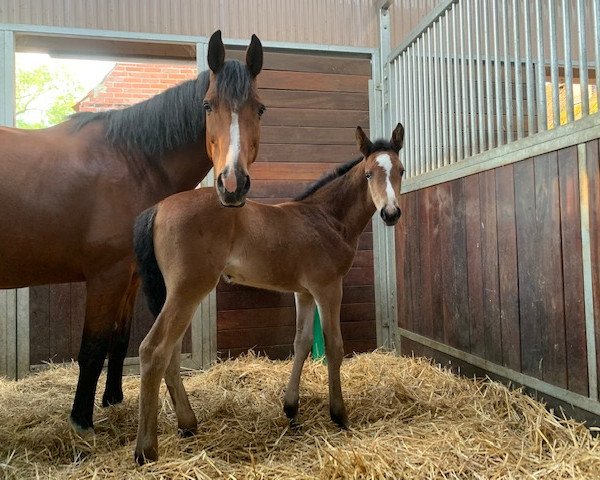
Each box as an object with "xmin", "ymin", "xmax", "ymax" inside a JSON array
[
  {"xmin": 313, "ymin": 280, "xmax": 347, "ymax": 428},
  {"xmin": 284, "ymin": 292, "xmax": 316, "ymax": 424},
  {"xmin": 164, "ymin": 338, "xmax": 197, "ymax": 436}
]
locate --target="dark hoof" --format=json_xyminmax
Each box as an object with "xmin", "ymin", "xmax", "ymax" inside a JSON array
[
  {"xmin": 134, "ymin": 447, "xmax": 158, "ymax": 466},
  {"xmin": 330, "ymin": 409, "xmax": 349, "ymax": 430},
  {"xmin": 178, "ymin": 426, "xmax": 197, "ymax": 438},
  {"xmin": 283, "ymin": 402, "xmax": 298, "ymax": 421},
  {"xmin": 69, "ymin": 415, "xmax": 95, "ymax": 437},
  {"xmin": 102, "ymin": 389, "xmax": 124, "ymax": 407}
]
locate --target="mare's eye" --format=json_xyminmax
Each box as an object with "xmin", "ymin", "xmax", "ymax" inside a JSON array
[
  {"xmin": 203, "ymin": 101, "xmax": 212, "ymax": 113},
  {"xmin": 400, "ymin": 170, "xmax": 405, "ymax": 177},
  {"xmin": 258, "ymin": 104, "xmax": 266, "ymax": 118},
  {"xmin": 365, "ymin": 171, "xmax": 372, "ymax": 180}
]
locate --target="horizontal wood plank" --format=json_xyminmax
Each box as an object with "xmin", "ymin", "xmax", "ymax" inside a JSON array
[
  {"xmin": 261, "ymin": 126, "xmax": 363, "ymax": 145},
  {"xmin": 257, "ymin": 143, "xmax": 360, "ymax": 164},
  {"xmin": 258, "ymin": 70, "xmax": 369, "ymax": 93},
  {"xmin": 259, "ymin": 89, "xmax": 369, "ymax": 110},
  {"xmin": 261, "ymin": 108, "xmax": 369, "ymax": 128}
]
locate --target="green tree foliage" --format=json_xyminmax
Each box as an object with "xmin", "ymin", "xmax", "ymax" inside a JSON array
[{"xmin": 16, "ymin": 64, "xmax": 86, "ymax": 129}]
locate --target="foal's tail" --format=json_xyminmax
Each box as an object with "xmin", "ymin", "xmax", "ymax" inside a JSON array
[{"xmin": 133, "ymin": 206, "xmax": 166, "ymax": 317}]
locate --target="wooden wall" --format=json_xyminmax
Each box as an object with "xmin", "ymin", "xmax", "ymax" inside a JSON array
[
  {"xmin": 396, "ymin": 140, "xmax": 597, "ymax": 397},
  {"xmin": 217, "ymin": 51, "xmax": 374, "ymax": 360},
  {"xmin": 28, "ymin": 50, "xmax": 374, "ymax": 366}
]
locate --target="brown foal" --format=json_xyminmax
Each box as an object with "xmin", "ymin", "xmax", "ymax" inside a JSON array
[{"xmin": 132, "ymin": 124, "xmax": 405, "ymax": 463}]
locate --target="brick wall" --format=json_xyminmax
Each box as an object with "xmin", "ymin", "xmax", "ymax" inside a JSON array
[{"xmin": 75, "ymin": 62, "xmax": 197, "ymax": 112}]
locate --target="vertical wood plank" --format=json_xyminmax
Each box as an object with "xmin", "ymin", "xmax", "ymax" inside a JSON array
[
  {"xmin": 408, "ymin": 191, "xmax": 422, "ymax": 333},
  {"xmin": 515, "ymin": 159, "xmax": 539, "ymax": 378},
  {"xmin": 395, "ymin": 191, "xmax": 407, "ymax": 329},
  {"xmin": 495, "ymin": 164, "xmax": 520, "ymax": 371},
  {"xmin": 558, "ymin": 145, "xmax": 588, "ymax": 395},
  {"xmin": 70, "ymin": 282, "xmax": 86, "ymax": 359},
  {"xmin": 417, "ymin": 188, "xmax": 434, "ymax": 338},
  {"xmin": 480, "ymin": 169, "xmax": 502, "ymax": 364},
  {"xmin": 429, "ymin": 186, "xmax": 444, "ymax": 342},
  {"xmin": 535, "ymin": 152, "xmax": 567, "ymax": 388},
  {"xmin": 29, "ymin": 286, "xmax": 50, "ymax": 365},
  {"xmin": 451, "ymin": 178, "xmax": 470, "ymax": 351},
  {"xmin": 49, "ymin": 283, "xmax": 71, "ymax": 362},
  {"xmin": 438, "ymin": 182, "xmax": 457, "ymax": 347},
  {"xmin": 464, "ymin": 174, "xmax": 485, "ymax": 357}
]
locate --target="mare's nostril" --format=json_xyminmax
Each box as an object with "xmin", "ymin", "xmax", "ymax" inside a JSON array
[{"xmin": 242, "ymin": 175, "xmax": 251, "ymax": 194}]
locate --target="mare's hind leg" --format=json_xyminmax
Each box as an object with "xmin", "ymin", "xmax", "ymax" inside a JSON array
[
  {"xmin": 164, "ymin": 338, "xmax": 197, "ymax": 436},
  {"xmin": 135, "ymin": 284, "xmax": 210, "ymax": 465},
  {"xmin": 102, "ymin": 275, "xmax": 140, "ymax": 407},
  {"xmin": 283, "ymin": 292, "xmax": 316, "ymax": 424},
  {"xmin": 70, "ymin": 260, "xmax": 135, "ymax": 434},
  {"xmin": 313, "ymin": 280, "xmax": 347, "ymax": 429}
]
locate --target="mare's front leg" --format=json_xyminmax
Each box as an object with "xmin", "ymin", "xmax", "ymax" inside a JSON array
[
  {"xmin": 284, "ymin": 292, "xmax": 316, "ymax": 424},
  {"xmin": 70, "ymin": 260, "xmax": 136, "ymax": 434},
  {"xmin": 135, "ymin": 286, "xmax": 207, "ymax": 465},
  {"xmin": 313, "ymin": 280, "xmax": 347, "ymax": 428},
  {"xmin": 102, "ymin": 274, "xmax": 140, "ymax": 407}
]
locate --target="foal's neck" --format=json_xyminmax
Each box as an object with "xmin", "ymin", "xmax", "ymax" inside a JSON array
[{"xmin": 307, "ymin": 161, "xmax": 375, "ymax": 243}]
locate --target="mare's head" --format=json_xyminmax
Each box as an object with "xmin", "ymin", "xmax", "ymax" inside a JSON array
[
  {"xmin": 204, "ymin": 30, "xmax": 265, "ymax": 207},
  {"xmin": 356, "ymin": 124, "xmax": 405, "ymax": 226}
]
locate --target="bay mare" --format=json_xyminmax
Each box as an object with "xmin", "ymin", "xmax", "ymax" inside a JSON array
[
  {"xmin": 132, "ymin": 124, "xmax": 405, "ymax": 463},
  {"xmin": 0, "ymin": 30, "xmax": 264, "ymax": 433}
]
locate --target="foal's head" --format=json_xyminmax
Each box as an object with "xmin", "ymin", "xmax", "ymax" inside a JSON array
[
  {"xmin": 204, "ymin": 30, "xmax": 265, "ymax": 207},
  {"xmin": 356, "ymin": 124, "xmax": 405, "ymax": 226}
]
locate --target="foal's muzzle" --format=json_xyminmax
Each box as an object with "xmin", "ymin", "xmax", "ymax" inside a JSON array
[
  {"xmin": 216, "ymin": 167, "xmax": 251, "ymax": 207},
  {"xmin": 380, "ymin": 207, "xmax": 401, "ymax": 226}
]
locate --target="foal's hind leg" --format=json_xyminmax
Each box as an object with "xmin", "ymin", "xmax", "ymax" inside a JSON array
[
  {"xmin": 313, "ymin": 280, "xmax": 347, "ymax": 429},
  {"xmin": 102, "ymin": 275, "xmax": 140, "ymax": 407},
  {"xmin": 70, "ymin": 260, "xmax": 135, "ymax": 434},
  {"xmin": 164, "ymin": 338, "xmax": 197, "ymax": 436},
  {"xmin": 284, "ymin": 292, "xmax": 316, "ymax": 424}
]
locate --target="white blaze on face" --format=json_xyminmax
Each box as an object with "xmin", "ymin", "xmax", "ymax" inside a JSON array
[
  {"xmin": 222, "ymin": 112, "xmax": 240, "ymax": 193},
  {"xmin": 375, "ymin": 153, "xmax": 396, "ymax": 204}
]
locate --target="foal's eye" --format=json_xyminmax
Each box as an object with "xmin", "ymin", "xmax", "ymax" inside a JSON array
[
  {"xmin": 203, "ymin": 101, "xmax": 212, "ymax": 113},
  {"xmin": 400, "ymin": 170, "xmax": 405, "ymax": 177},
  {"xmin": 365, "ymin": 171, "xmax": 372, "ymax": 180},
  {"xmin": 258, "ymin": 104, "xmax": 266, "ymax": 118}
]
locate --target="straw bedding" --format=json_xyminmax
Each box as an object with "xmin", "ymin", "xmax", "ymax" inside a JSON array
[{"xmin": 0, "ymin": 351, "xmax": 599, "ymax": 479}]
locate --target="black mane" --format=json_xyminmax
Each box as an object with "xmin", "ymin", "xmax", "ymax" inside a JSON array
[
  {"xmin": 69, "ymin": 60, "xmax": 254, "ymax": 159},
  {"xmin": 294, "ymin": 137, "xmax": 396, "ymax": 202}
]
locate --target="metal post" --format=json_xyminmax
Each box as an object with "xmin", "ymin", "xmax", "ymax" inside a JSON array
[
  {"xmin": 460, "ymin": 1, "xmax": 469, "ymax": 160},
  {"xmin": 426, "ymin": 30, "xmax": 433, "ymax": 171},
  {"xmin": 594, "ymin": 0, "xmax": 600, "ymax": 102},
  {"xmin": 549, "ymin": 0, "xmax": 560, "ymax": 128},
  {"xmin": 502, "ymin": 0, "xmax": 514, "ymax": 142},
  {"xmin": 493, "ymin": 0, "xmax": 503, "ymax": 146},
  {"xmin": 577, "ymin": 0, "xmax": 589, "ymax": 117},
  {"xmin": 466, "ymin": 0, "xmax": 475, "ymax": 156},
  {"xmin": 535, "ymin": 0, "xmax": 548, "ymax": 131},
  {"xmin": 441, "ymin": 13, "xmax": 449, "ymax": 166},
  {"xmin": 434, "ymin": 21, "xmax": 442, "ymax": 168},
  {"xmin": 524, "ymin": 0, "xmax": 536, "ymax": 136},
  {"xmin": 453, "ymin": 3, "xmax": 463, "ymax": 161},
  {"xmin": 561, "ymin": 0, "xmax": 574, "ymax": 124},
  {"xmin": 483, "ymin": 0, "xmax": 493, "ymax": 150},
  {"xmin": 475, "ymin": 0, "xmax": 485, "ymax": 152},
  {"xmin": 512, "ymin": 0, "xmax": 524, "ymax": 139}
]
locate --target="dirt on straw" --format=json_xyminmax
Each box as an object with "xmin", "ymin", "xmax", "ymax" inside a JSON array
[{"xmin": 0, "ymin": 351, "xmax": 599, "ymax": 479}]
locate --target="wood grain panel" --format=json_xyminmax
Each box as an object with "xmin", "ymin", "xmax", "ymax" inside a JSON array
[
  {"xmin": 261, "ymin": 126, "xmax": 363, "ymax": 145},
  {"xmin": 558, "ymin": 146, "xmax": 587, "ymax": 396},
  {"xmin": 29, "ymin": 286, "xmax": 50, "ymax": 364},
  {"xmin": 259, "ymin": 89, "xmax": 369, "ymax": 111},
  {"xmin": 417, "ymin": 187, "xmax": 434, "ymax": 338},
  {"xmin": 261, "ymin": 108, "xmax": 369, "ymax": 128},
  {"xmin": 257, "ymin": 70, "xmax": 369, "ymax": 93},
  {"xmin": 250, "ymin": 162, "xmax": 336, "ymax": 181},
  {"xmin": 257, "ymin": 144, "xmax": 360, "ymax": 164}
]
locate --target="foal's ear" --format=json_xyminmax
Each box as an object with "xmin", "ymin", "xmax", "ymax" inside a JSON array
[
  {"xmin": 208, "ymin": 30, "xmax": 226, "ymax": 74},
  {"xmin": 355, "ymin": 126, "xmax": 374, "ymax": 157},
  {"xmin": 246, "ymin": 34, "xmax": 263, "ymax": 78},
  {"xmin": 390, "ymin": 123, "xmax": 405, "ymax": 153}
]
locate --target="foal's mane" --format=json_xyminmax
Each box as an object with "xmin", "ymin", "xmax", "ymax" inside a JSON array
[
  {"xmin": 69, "ymin": 60, "xmax": 254, "ymax": 160},
  {"xmin": 294, "ymin": 138, "xmax": 396, "ymax": 202}
]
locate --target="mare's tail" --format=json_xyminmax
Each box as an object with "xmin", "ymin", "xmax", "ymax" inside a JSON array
[{"xmin": 133, "ymin": 206, "xmax": 166, "ymax": 317}]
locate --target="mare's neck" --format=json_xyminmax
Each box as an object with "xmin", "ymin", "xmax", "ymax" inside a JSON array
[
  {"xmin": 159, "ymin": 133, "xmax": 212, "ymax": 195},
  {"xmin": 305, "ymin": 161, "xmax": 375, "ymax": 243}
]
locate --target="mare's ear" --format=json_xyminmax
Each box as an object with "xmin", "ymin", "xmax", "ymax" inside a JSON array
[
  {"xmin": 391, "ymin": 123, "xmax": 405, "ymax": 153},
  {"xmin": 208, "ymin": 30, "xmax": 226, "ymax": 74},
  {"xmin": 246, "ymin": 34, "xmax": 263, "ymax": 78},
  {"xmin": 355, "ymin": 126, "xmax": 374, "ymax": 157}
]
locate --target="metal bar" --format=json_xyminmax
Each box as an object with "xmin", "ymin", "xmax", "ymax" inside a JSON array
[
  {"xmin": 398, "ymin": 328, "xmax": 600, "ymax": 416},
  {"xmin": 502, "ymin": 0, "xmax": 514, "ymax": 142},
  {"xmin": 483, "ymin": 0, "xmax": 493, "ymax": 150},
  {"xmin": 577, "ymin": 0, "xmax": 589, "ymax": 117},
  {"xmin": 549, "ymin": 0, "xmax": 560, "ymax": 128},
  {"xmin": 493, "ymin": 0, "xmax": 503, "ymax": 146},
  {"xmin": 387, "ymin": 0, "xmax": 459, "ymax": 63},
  {"xmin": 460, "ymin": 1, "xmax": 469, "ymax": 160},
  {"xmin": 427, "ymin": 29, "xmax": 434, "ymax": 170},
  {"xmin": 446, "ymin": 9, "xmax": 455, "ymax": 165},
  {"xmin": 434, "ymin": 21, "xmax": 442, "ymax": 168},
  {"xmin": 466, "ymin": 0, "xmax": 475, "ymax": 156},
  {"xmin": 418, "ymin": 37, "xmax": 426, "ymax": 175},
  {"xmin": 562, "ymin": 0, "xmax": 574, "ymax": 124},
  {"xmin": 402, "ymin": 113, "xmax": 600, "ymax": 193},
  {"xmin": 453, "ymin": 3, "xmax": 462, "ymax": 162},
  {"xmin": 402, "ymin": 52, "xmax": 410, "ymax": 171},
  {"xmin": 524, "ymin": 0, "xmax": 536, "ymax": 136},
  {"xmin": 441, "ymin": 13, "xmax": 449, "ymax": 166},
  {"xmin": 475, "ymin": 0, "xmax": 485, "ymax": 152},
  {"xmin": 0, "ymin": 30, "xmax": 15, "ymax": 127},
  {"xmin": 408, "ymin": 45, "xmax": 415, "ymax": 177},
  {"xmin": 594, "ymin": 0, "xmax": 600, "ymax": 103},
  {"xmin": 535, "ymin": 0, "xmax": 547, "ymax": 131},
  {"xmin": 512, "ymin": 0, "xmax": 524, "ymax": 139},
  {"xmin": 578, "ymin": 143, "xmax": 599, "ymax": 401}
]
